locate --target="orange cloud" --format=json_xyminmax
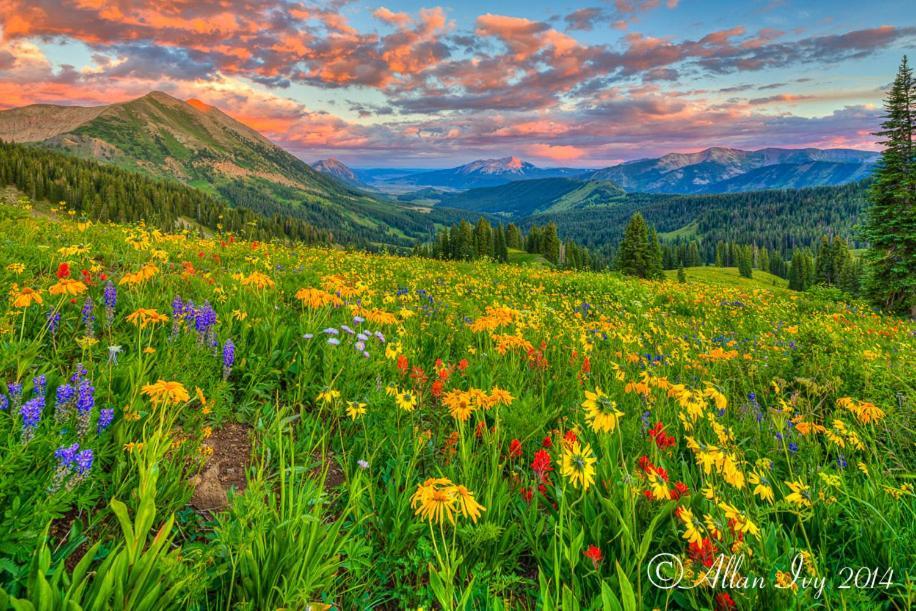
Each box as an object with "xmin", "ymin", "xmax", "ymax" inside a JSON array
[{"xmin": 525, "ymin": 143, "xmax": 586, "ymax": 161}]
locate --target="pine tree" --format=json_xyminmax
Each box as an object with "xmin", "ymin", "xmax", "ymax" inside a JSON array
[
  {"xmin": 617, "ymin": 213, "xmax": 655, "ymax": 278},
  {"xmin": 738, "ymin": 245, "xmax": 753, "ymax": 279},
  {"xmin": 758, "ymin": 248, "xmax": 769, "ymax": 273},
  {"xmin": 677, "ymin": 266, "xmax": 687, "ymax": 283},
  {"xmin": 542, "ymin": 223, "xmax": 561, "ymax": 264},
  {"xmin": 863, "ymin": 56, "xmax": 916, "ymax": 316}
]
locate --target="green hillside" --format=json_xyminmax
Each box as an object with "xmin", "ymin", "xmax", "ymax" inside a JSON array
[
  {"xmin": 663, "ymin": 266, "xmax": 789, "ymax": 291},
  {"xmin": 439, "ymin": 178, "xmax": 626, "ymax": 216}
]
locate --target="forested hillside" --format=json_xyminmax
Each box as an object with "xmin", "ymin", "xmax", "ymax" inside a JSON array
[{"xmin": 524, "ymin": 181, "xmax": 869, "ymax": 258}]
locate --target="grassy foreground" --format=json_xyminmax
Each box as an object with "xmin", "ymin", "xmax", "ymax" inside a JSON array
[{"xmin": 0, "ymin": 198, "xmax": 913, "ymax": 609}]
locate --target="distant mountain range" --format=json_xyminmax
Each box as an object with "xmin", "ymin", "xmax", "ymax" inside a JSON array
[
  {"xmin": 586, "ymin": 147, "xmax": 878, "ymax": 194},
  {"xmin": 366, "ymin": 147, "xmax": 877, "ymax": 195},
  {"xmin": 379, "ymin": 156, "xmax": 584, "ymax": 190}
]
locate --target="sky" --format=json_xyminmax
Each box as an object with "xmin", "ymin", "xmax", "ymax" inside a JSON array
[{"xmin": 0, "ymin": 1, "xmax": 914, "ymax": 168}]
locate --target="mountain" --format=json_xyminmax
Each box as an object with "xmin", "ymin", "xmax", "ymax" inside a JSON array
[
  {"xmin": 0, "ymin": 91, "xmax": 473, "ymax": 246},
  {"xmin": 390, "ymin": 157, "xmax": 586, "ymax": 190},
  {"xmin": 0, "ymin": 91, "xmax": 346, "ymax": 198},
  {"xmin": 439, "ymin": 178, "xmax": 627, "ymax": 217},
  {"xmin": 588, "ymin": 147, "xmax": 878, "ymax": 194},
  {"xmin": 311, "ymin": 158, "xmax": 366, "ymax": 188}
]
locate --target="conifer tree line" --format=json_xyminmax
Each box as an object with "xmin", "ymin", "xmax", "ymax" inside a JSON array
[{"xmin": 415, "ymin": 218, "xmax": 592, "ymax": 270}]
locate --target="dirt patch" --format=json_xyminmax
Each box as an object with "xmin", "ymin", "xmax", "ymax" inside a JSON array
[
  {"xmin": 49, "ymin": 507, "xmax": 90, "ymax": 572},
  {"xmin": 310, "ymin": 450, "xmax": 346, "ymax": 492},
  {"xmin": 190, "ymin": 423, "xmax": 252, "ymax": 512}
]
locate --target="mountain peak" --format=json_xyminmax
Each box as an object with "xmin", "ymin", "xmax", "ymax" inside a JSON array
[
  {"xmin": 502, "ymin": 156, "xmax": 524, "ymax": 169},
  {"xmin": 312, "ymin": 158, "xmax": 363, "ymax": 186},
  {"xmin": 141, "ymin": 90, "xmax": 182, "ymax": 104}
]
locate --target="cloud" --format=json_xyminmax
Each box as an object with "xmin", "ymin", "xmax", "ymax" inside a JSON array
[
  {"xmin": 564, "ymin": 8, "xmax": 606, "ymax": 32},
  {"xmin": 525, "ymin": 143, "xmax": 586, "ymax": 160}
]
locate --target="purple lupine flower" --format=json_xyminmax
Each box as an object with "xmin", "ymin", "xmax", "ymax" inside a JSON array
[
  {"xmin": 788, "ymin": 442, "xmax": 799, "ymax": 453},
  {"xmin": 8, "ymin": 383, "xmax": 23, "ymax": 409},
  {"xmin": 32, "ymin": 375, "xmax": 47, "ymax": 397},
  {"xmin": 20, "ymin": 396, "xmax": 44, "ymax": 442},
  {"xmin": 54, "ymin": 383, "xmax": 75, "ymax": 422},
  {"xmin": 74, "ymin": 449, "xmax": 93, "ymax": 475},
  {"xmin": 76, "ymin": 380, "xmax": 95, "ymax": 414},
  {"xmin": 51, "ymin": 442, "xmax": 81, "ymax": 491},
  {"xmin": 194, "ymin": 302, "xmax": 217, "ymax": 339},
  {"xmin": 70, "ymin": 364, "xmax": 88, "ymax": 383},
  {"xmin": 0, "ymin": 394, "xmax": 8, "ymax": 411},
  {"xmin": 46, "ymin": 310, "xmax": 61, "ymax": 335},
  {"xmin": 55, "ymin": 443, "xmax": 80, "ymax": 467},
  {"xmin": 222, "ymin": 339, "xmax": 235, "ymax": 380},
  {"xmin": 76, "ymin": 380, "xmax": 95, "ymax": 436},
  {"xmin": 103, "ymin": 282, "xmax": 117, "ymax": 327},
  {"xmin": 81, "ymin": 297, "xmax": 95, "ymax": 337},
  {"xmin": 170, "ymin": 296, "xmax": 185, "ymax": 337},
  {"xmin": 97, "ymin": 408, "xmax": 114, "ymax": 434}
]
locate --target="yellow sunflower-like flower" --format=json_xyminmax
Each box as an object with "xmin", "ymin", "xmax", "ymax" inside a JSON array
[
  {"xmin": 561, "ymin": 441, "xmax": 597, "ymax": 491},
  {"xmin": 581, "ymin": 387, "xmax": 624, "ymax": 433},
  {"xmin": 346, "ymin": 401, "xmax": 367, "ymax": 420},
  {"xmin": 784, "ymin": 480, "xmax": 812, "ymax": 508},
  {"xmin": 411, "ymin": 478, "xmax": 458, "ymax": 525},
  {"xmin": 410, "ymin": 478, "xmax": 485, "ymax": 525},
  {"xmin": 316, "ymin": 389, "xmax": 340, "ymax": 404},
  {"xmin": 142, "ymin": 380, "xmax": 190, "ymax": 407},
  {"xmin": 395, "ymin": 390, "xmax": 418, "ymax": 412},
  {"xmin": 453, "ymin": 485, "xmax": 485, "ymax": 523}
]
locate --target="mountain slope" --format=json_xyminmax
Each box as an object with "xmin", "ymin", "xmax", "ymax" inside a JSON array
[
  {"xmin": 0, "ymin": 92, "xmax": 473, "ymax": 246},
  {"xmin": 439, "ymin": 177, "xmax": 626, "ymax": 216},
  {"xmin": 705, "ymin": 160, "xmax": 874, "ymax": 193},
  {"xmin": 392, "ymin": 157, "xmax": 586, "ymax": 189},
  {"xmin": 588, "ymin": 147, "xmax": 878, "ymax": 193}
]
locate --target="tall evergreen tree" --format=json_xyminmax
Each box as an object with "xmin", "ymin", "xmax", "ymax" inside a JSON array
[
  {"xmin": 863, "ymin": 56, "xmax": 916, "ymax": 316},
  {"xmin": 617, "ymin": 213, "xmax": 662, "ymax": 279},
  {"xmin": 737, "ymin": 245, "xmax": 753, "ymax": 279}
]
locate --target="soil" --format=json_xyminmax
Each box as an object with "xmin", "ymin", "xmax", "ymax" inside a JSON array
[{"xmin": 190, "ymin": 423, "xmax": 252, "ymax": 512}]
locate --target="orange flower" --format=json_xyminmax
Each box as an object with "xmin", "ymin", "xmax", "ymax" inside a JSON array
[
  {"xmin": 10, "ymin": 286, "xmax": 43, "ymax": 308},
  {"xmin": 49, "ymin": 278, "xmax": 87, "ymax": 296},
  {"xmin": 142, "ymin": 380, "xmax": 190, "ymax": 406},
  {"xmin": 126, "ymin": 308, "xmax": 169, "ymax": 328}
]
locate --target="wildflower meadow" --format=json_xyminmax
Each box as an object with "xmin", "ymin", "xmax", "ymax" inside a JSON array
[{"xmin": 0, "ymin": 198, "xmax": 913, "ymax": 610}]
